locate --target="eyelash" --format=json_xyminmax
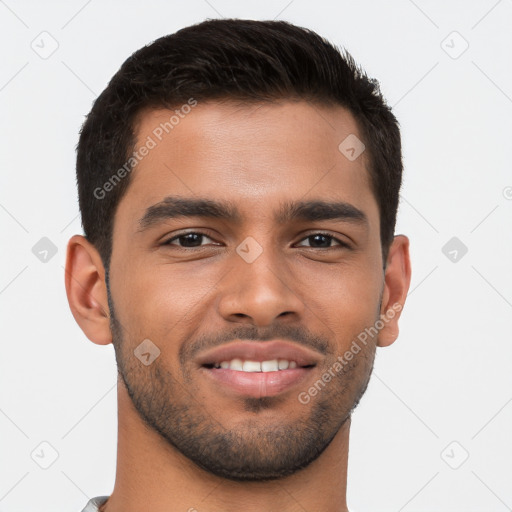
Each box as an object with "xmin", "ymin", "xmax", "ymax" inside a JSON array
[{"xmin": 161, "ymin": 231, "xmax": 351, "ymax": 250}]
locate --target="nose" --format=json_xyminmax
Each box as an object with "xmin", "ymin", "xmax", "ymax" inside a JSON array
[{"xmin": 216, "ymin": 243, "xmax": 305, "ymax": 327}]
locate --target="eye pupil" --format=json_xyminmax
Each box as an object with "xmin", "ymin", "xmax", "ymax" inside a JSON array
[
  {"xmin": 179, "ymin": 233, "xmax": 203, "ymax": 247},
  {"xmin": 310, "ymin": 234, "xmax": 331, "ymax": 248}
]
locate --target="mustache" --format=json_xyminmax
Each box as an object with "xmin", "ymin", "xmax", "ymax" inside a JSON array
[{"xmin": 180, "ymin": 324, "xmax": 329, "ymax": 366}]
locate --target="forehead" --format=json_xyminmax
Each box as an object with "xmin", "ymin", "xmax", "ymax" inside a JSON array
[{"xmin": 117, "ymin": 100, "xmax": 377, "ymax": 227}]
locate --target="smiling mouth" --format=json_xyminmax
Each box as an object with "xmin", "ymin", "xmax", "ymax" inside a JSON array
[
  {"xmin": 200, "ymin": 360, "xmax": 317, "ymax": 398},
  {"xmin": 202, "ymin": 358, "xmax": 316, "ymax": 372}
]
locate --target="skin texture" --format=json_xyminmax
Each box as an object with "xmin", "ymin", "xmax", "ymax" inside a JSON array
[{"xmin": 65, "ymin": 100, "xmax": 411, "ymax": 512}]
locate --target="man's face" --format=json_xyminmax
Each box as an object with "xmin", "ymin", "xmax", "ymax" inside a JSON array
[{"xmin": 107, "ymin": 100, "xmax": 385, "ymax": 481}]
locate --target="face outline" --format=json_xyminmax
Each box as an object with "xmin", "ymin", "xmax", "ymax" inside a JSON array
[{"xmin": 65, "ymin": 99, "xmax": 411, "ymax": 482}]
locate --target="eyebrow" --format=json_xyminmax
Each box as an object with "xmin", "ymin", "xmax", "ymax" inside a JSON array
[{"xmin": 137, "ymin": 195, "xmax": 368, "ymax": 232}]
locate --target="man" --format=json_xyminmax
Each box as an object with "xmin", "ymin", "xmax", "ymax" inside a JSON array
[{"xmin": 65, "ymin": 18, "xmax": 411, "ymax": 512}]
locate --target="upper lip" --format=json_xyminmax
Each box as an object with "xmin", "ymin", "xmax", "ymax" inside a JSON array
[{"xmin": 196, "ymin": 340, "xmax": 322, "ymax": 367}]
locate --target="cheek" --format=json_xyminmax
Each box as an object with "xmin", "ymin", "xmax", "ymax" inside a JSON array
[
  {"xmin": 296, "ymin": 259, "xmax": 382, "ymax": 346},
  {"xmin": 122, "ymin": 262, "xmax": 218, "ymax": 339}
]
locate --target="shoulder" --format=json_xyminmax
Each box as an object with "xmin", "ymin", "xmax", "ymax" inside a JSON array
[{"xmin": 80, "ymin": 495, "xmax": 109, "ymax": 512}]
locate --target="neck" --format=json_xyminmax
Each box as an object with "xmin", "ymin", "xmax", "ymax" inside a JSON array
[{"xmin": 101, "ymin": 379, "xmax": 350, "ymax": 512}]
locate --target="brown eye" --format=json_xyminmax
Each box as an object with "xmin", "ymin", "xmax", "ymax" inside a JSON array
[
  {"xmin": 296, "ymin": 233, "xmax": 349, "ymax": 249},
  {"xmin": 163, "ymin": 232, "xmax": 216, "ymax": 248}
]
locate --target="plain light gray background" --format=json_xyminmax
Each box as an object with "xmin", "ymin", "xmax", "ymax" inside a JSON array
[{"xmin": 1, "ymin": 1, "xmax": 511, "ymax": 511}]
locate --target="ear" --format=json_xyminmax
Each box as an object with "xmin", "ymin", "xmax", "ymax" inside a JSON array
[
  {"xmin": 64, "ymin": 234, "xmax": 112, "ymax": 345},
  {"xmin": 377, "ymin": 234, "xmax": 412, "ymax": 347}
]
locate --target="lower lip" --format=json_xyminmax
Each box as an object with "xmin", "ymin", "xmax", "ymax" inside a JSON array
[{"xmin": 201, "ymin": 366, "xmax": 314, "ymax": 398}]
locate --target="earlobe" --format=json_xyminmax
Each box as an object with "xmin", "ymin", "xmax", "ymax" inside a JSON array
[
  {"xmin": 64, "ymin": 235, "xmax": 112, "ymax": 345},
  {"xmin": 377, "ymin": 234, "xmax": 412, "ymax": 348}
]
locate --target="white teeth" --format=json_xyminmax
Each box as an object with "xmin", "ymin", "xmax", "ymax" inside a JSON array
[
  {"xmin": 278, "ymin": 359, "xmax": 289, "ymax": 370},
  {"xmin": 242, "ymin": 360, "xmax": 262, "ymax": 372},
  {"xmin": 212, "ymin": 359, "xmax": 301, "ymax": 372},
  {"xmin": 261, "ymin": 359, "xmax": 279, "ymax": 372},
  {"xmin": 229, "ymin": 358, "xmax": 244, "ymax": 371}
]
